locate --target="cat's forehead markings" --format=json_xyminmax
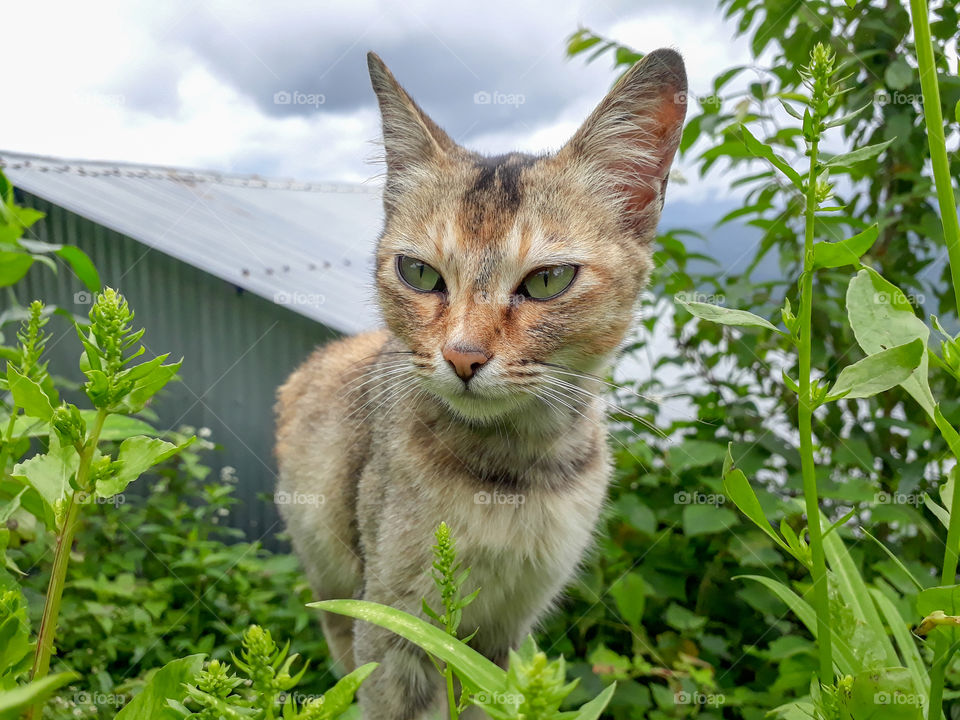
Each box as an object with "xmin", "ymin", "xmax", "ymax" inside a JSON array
[{"xmin": 460, "ymin": 153, "xmax": 539, "ymax": 238}]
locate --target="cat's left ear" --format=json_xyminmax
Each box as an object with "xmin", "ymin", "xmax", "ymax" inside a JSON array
[
  {"xmin": 367, "ymin": 52, "xmax": 458, "ymax": 192},
  {"xmin": 559, "ymin": 48, "xmax": 687, "ymax": 240}
]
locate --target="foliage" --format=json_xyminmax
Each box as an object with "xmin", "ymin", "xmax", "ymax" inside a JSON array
[
  {"xmin": 562, "ymin": 1, "xmax": 960, "ymax": 717},
  {"xmin": 168, "ymin": 625, "xmax": 374, "ymax": 720},
  {"xmin": 315, "ymin": 523, "xmax": 618, "ymax": 719}
]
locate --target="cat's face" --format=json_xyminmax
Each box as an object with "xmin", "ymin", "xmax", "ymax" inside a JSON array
[{"xmin": 368, "ymin": 51, "xmax": 686, "ymax": 424}]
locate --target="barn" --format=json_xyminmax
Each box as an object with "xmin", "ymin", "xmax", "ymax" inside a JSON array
[{"xmin": 1, "ymin": 150, "xmax": 384, "ymax": 539}]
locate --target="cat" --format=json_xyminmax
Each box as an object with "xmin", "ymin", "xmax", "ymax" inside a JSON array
[{"xmin": 275, "ymin": 48, "xmax": 686, "ymax": 719}]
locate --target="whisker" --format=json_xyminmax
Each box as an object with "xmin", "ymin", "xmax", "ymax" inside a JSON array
[{"xmin": 541, "ymin": 375, "xmax": 666, "ymax": 439}]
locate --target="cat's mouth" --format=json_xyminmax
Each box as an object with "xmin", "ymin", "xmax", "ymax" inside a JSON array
[{"xmin": 421, "ymin": 371, "xmax": 533, "ymax": 424}]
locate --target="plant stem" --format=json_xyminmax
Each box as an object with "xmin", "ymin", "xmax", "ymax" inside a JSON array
[
  {"xmin": 446, "ymin": 665, "xmax": 458, "ymax": 720},
  {"xmin": 444, "ymin": 613, "xmax": 459, "ymax": 720},
  {"xmin": 0, "ymin": 409, "xmax": 19, "ymax": 477},
  {"xmin": 909, "ymin": 0, "xmax": 960, "ymax": 315},
  {"xmin": 910, "ymin": 2, "xmax": 960, "ymax": 718},
  {"xmin": 799, "ymin": 134, "xmax": 832, "ymax": 682},
  {"xmin": 28, "ymin": 408, "xmax": 108, "ymax": 720}
]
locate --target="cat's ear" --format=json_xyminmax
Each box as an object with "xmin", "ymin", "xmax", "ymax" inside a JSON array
[
  {"xmin": 559, "ymin": 48, "xmax": 687, "ymax": 240},
  {"xmin": 367, "ymin": 52, "xmax": 457, "ymax": 183}
]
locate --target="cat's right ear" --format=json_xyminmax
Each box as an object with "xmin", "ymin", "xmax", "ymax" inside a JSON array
[{"xmin": 367, "ymin": 52, "xmax": 457, "ymax": 184}]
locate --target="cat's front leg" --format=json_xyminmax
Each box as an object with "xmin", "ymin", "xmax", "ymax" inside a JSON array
[{"xmin": 353, "ymin": 591, "xmax": 445, "ymax": 720}]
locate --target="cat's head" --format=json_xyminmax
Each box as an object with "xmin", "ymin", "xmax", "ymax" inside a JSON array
[{"xmin": 367, "ymin": 50, "xmax": 686, "ymax": 424}]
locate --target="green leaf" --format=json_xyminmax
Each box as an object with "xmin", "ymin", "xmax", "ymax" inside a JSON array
[
  {"xmin": 665, "ymin": 439, "xmax": 727, "ymax": 472},
  {"xmin": 861, "ymin": 529, "xmax": 923, "ymax": 592},
  {"xmin": 11, "ymin": 412, "xmax": 156, "ymax": 440},
  {"xmin": 117, "ymin": 359, "xmax": 182, "ymax": 414},
  {"xmin": 722, "ymin": 447, "xmax": 798, "ymax": 560},
  {"xmin": 917, "ymin": 585, "xmax": 960, "ymax": 644},
  {"xmin": 609, "ymin": 572, "xmax": 646, "ymax": 629},
  {"xmin": 6, "ymin": 367, "xmax": 54, "ymax": 420},
  {"xmin": 846, "ymin": 269, "xmax": 935, "ymax": 416},
  {"xmin": 848, "ymin": 667, "xmax": 923, "ymax": 719},
  {"xmin": 615, "ymin": 495, "xmax": 656, "ymax": 535},
  {"xmin": 11, "ymin": 435, "xmax": 79, "ymax": 515},
  {"xmin": 675, "ymin": 297, "xmax": 783, "ymax": 333},
  {"xmin": 307, "ymin": 662, "xmax": 378, "ymax": 719},
  {"xmin": 869, "ymin": 590, "xmax": 929, "ymax": 700},
  {"xmin": 665, "ymin": 602, "xmax": 706, "ymax": 631},
  {"xmin": 812, "ymin": 224, "xmax": 878, "ymax": 269},
  {"xmin": 97, "ymin": 436, "xmax": 194, "ymax": 497},
  {"xmin": 92, "ymin": 413, "xmax": 159, "ymax": 441},
  {"xmin": 569, "ymin": 682, "xmax": 617, "ymax": 720},
  {"xmin": 681, "ymin": 504, "xmax": 738, "ymax": 536},
  {"xmin": 0, "ymin": 253, "xmax": 33, "ymax": 288},
  {"xmin": 311, "ymin": 599, "xmax": 505, "ymax": 692},
  {"xmin": 823, "ymin": 138, "xmax": 895, "ymax": 169},
  {"xmin": 739, "ymin": 575, "xmax": 861, "ymax": 673},
  {"xmin": 114, "ymin": 654, "xmax": 205, "ymax": 720},
  {"xmin": 884, "ymin": 58, "xmax": 914, "ymax": 91},
  {"xmin": 0, "ymin": 673, "xmax": 79, "ymax": 720},
  {"xmin": 54, "ymin": 246, "xmax": 101, "ymax": 293},
  {"xmin": 826, "ymin": 338, "xmax": 925, "ymax": 401},
  {"xmin": 822, "ymin": 526, "xmax": 900, "ymax": 669},
  {"xmin": 739, "ymin": 125, "xmax": 803, "ymax": 187}
]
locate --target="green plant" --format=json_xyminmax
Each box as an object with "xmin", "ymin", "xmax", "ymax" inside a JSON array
[
  {"xmin": 165, "ymin": 625, "xmax": 374, "ymax": 720},
  {"xmin": 315, "ymin": 523, "xmax": 618, "ymax": 719},
  {"xmin": 0, "ymin": 288, "xmax": 192, "ymax": 718},
  {"xmin": 669, "ymin": 30, "xmax": 960, "ymax": 720},
  {"xmin": 565, "ymin": 2, "xmax": 960, "ymax": 716}
]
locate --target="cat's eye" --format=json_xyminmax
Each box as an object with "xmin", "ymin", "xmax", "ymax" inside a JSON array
[
  {"xmin": 519, "ymin": 265, "xmax": 578, "ymax": 300},
  {"xmin": 396, "ymin": 255, "xmax": 445, "ymax": 293}
]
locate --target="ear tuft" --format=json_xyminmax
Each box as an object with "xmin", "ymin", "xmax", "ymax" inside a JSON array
[
  {"xmin": 560, "ymin": 48, "xmax": 687, "ymax": 241},
  {"xmin": 367, "ymin": 51, "xmax": 457, "ymax": 201}
]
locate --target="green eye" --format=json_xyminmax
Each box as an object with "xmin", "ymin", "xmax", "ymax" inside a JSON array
[
  {"xmin": 520, "ymin": 265, "xmax": 578, "ymax": 300},
  {"xmin": 397, "ymin": 255, "xmax": 445, "ymax": 293}
]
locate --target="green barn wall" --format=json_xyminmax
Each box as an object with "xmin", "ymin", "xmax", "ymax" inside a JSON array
[{"xmin": 10, "ymin": 191, "xmax": 340, "ymax": 545}]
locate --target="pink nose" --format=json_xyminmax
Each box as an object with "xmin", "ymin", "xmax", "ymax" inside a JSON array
[{"xmin": 442, "ymin": 345, "xmax": 490, "ymax": 381}]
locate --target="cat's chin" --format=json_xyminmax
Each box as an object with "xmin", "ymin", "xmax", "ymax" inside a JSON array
[
  {"xmin": 436, "ymin": 391, "xmax": 524, "ymax": 425},
  {"xmin": 426, "ymin": 384, "xmax": 538, "ymax": 426}
]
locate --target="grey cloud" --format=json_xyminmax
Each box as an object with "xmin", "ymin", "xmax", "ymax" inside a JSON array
[{"xmin": 144, "ymin": 0, "xmax": 636, "ymax": 142}]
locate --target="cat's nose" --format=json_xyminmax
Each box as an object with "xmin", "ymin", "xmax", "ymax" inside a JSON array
[{"xmin": 442, "ymin": 345, "xmax": 490, "ymax": 381}]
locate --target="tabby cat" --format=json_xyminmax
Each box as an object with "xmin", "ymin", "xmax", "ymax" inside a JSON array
[{"xmin": 275, "ymin": 48, "xmax": 686, "ymax": 719}]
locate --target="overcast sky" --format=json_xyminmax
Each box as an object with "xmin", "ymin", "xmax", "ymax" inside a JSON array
[{"xmin": 2, "ymin": 0, "xmax": 758, "ymax": 204}]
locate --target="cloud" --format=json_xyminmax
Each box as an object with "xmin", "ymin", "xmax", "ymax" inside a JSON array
[{"xmin": 0, "ymin": 0, "xmax": 755, "ymax": 206}]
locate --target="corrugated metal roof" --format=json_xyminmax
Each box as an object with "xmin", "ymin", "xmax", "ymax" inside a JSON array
[{"xmin": 0, "ymin": 150, "xmax": 384, "ymax": 334}]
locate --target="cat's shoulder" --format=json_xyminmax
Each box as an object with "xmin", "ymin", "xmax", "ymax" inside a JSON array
[{"xmin": 275, "ymin": 328, "xmax": 392, "ymax": 429}]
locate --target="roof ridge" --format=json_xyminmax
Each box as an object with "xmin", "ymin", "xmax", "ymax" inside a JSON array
[{"xmin": 0, "ymin": 149, "xmax": 381, "ymax": 195}]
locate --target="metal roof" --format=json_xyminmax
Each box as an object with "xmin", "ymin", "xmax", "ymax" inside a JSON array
[{"xmin": 0, "ymin": 150, "xmax": 384, "ymax": 334}]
